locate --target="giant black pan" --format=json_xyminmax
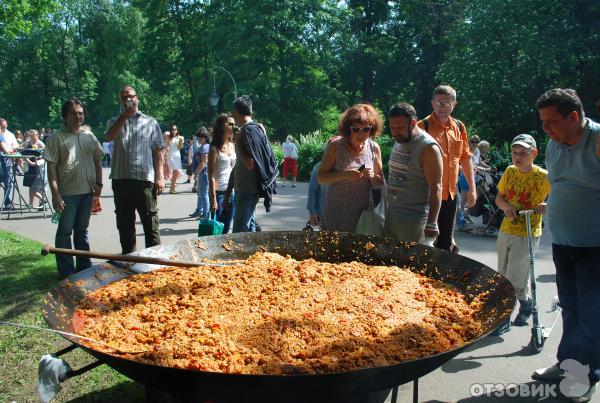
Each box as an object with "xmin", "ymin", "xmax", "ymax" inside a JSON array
[{"xmin": 43, "ymin": 231, "xmax": 515, "ymax": 402}]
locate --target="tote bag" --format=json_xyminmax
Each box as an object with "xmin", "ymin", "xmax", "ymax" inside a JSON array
[
  {"xmin": 198, "ymin": 213, "xmax": 224, "ymax": 237},
  {"xmin": 356, "ymin": 181, "xmax": 387, "ymax": 237}
]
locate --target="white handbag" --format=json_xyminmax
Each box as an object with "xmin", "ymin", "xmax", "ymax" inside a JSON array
[{"xmin": 356, "ymin": 182, "xmax": 386, "ymax": 237}]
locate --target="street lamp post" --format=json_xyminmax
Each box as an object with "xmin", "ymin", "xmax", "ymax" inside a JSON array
[{"xmin": 208, "ymin": 66, "xmax": 238, "ymax": 107}]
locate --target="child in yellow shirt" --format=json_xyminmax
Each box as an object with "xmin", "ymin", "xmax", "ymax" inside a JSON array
[{"xmin": 493, "ymin": 134, "xmax": 551, "ymax": 336}]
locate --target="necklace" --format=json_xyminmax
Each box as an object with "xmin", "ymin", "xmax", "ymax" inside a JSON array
[{"xmin": 346, "ymin": 138, "xmax": 365, "ymax": 152}]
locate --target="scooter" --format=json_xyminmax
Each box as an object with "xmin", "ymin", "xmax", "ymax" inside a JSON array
[{"xmin": 519, "ymin": 209, "xmax": 562, "ymax": 353}]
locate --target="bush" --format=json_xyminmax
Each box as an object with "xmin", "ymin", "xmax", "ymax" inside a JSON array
[
  {"xmin": 271, "ymin": 142, "xmax": 283, "ymax": 167},
  {"xmin": 375, "ymin": 135, "xmax": 394, "ymax": 177},
  {"xmin": 297, "ymin": 132, "xmax": 329, "ymax": 180}
]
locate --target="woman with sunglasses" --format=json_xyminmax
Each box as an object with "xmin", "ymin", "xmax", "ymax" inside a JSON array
[
  {"xmin": 318, "ymin": 104, "xmax": 384, "ymax": 232},
  {"xmin": 166, "ymin": 125, "xmax": 184, "ymax": 193},
  {"xmin": 205, "ymin": 114, "xmax": 237, "ymax": 232}
]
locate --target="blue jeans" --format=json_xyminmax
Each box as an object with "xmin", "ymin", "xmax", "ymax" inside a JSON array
[
  {"xmin": 233, "ymin": 192, "xmax": 259, "ymax": 233},
  {"xmin": 195, "ymin": 169, "xmax": 209, "ymax": 217},
  {"xmin": 55, "ymin": 192, "xmax": 93, "ymax": 279},
  {"xmin": 215, "ymin": 190, "xmax": 235, "ymax": 234},
  {"xmin": 553, "ymin": 244, "xmax": 600, "ymax": 383},
  {"xmin": 455, "ymin": 188, "xmax": 467, "ymax": 228}
]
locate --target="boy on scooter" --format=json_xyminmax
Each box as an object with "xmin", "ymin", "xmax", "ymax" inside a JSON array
[{"xmin": 492, "ymin": 134, "xmax": 550, "ymax": 336}]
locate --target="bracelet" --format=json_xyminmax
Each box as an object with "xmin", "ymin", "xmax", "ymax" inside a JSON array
[{"xmin": 425, "ymin": 222, "xmax": 438, "ymax": 230}]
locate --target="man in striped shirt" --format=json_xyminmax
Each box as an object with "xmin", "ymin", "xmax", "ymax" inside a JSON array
[{"xmin": 105, "ymin": 86, "xmax": 165, "ymax": 254}]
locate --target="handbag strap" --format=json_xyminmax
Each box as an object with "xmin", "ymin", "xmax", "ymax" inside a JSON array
[{"xmin": 368, "ymin": 187, "xmax": 375, "ymax": 212}]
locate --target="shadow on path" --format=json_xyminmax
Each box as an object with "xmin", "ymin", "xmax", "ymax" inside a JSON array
[{"xmin": 442, "ymin": 337, "xmax": 535, "ymax": 374}]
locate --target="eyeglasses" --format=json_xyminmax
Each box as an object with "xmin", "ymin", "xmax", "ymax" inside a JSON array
[
  {"xmin": 511, "ymin": 150, "xmax": 532, "ymax": 157},
  {"xmin": 350, "ymin": 126, "xmax": 373, "ymax": 134},
  {"xmin": 433, "ymin": 101, "xmax": 454, "ymax": 108}
]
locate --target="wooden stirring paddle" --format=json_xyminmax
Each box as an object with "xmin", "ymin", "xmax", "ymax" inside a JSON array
[{"xmin": 41, "ymin": 245, "xmax": 234, "ymax": 268}]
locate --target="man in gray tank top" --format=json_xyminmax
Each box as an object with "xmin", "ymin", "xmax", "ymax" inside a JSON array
[{"xmin": 385, "ymin": 103, "xmax": 443, "ymax": 243}]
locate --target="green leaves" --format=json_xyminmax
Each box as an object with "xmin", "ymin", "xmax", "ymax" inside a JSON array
[
  {"xmin": 0, "ymin": 0, "xmax": 57, "ymax": 39},
  {"xmin": 0, "ymin": 0, "xmax": 597, "ymax": 149}
]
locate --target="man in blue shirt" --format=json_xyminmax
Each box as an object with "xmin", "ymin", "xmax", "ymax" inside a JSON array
[{"xmin": 532, "ymin": 88, "xmax": 600, "ymax": 402}]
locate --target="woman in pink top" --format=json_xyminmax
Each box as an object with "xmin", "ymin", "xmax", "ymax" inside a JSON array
[{"xmin": 318, "ymin": 104, "xmax": 384, "ymax": 232}]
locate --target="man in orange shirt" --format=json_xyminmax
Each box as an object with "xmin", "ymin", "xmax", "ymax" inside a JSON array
[{"xmin": 418, "ymin": 85, "xmax": 476, "ymax": 251}]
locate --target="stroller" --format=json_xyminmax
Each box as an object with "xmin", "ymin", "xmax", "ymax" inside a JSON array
[{"xmin": 468, "ymin": 170, "xmax": 504, "ymax": 235}]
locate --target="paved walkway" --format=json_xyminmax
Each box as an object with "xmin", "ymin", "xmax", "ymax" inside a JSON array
[{"xmin": 0, "ymin": 167, "xmax": 575, "ymax": 402}]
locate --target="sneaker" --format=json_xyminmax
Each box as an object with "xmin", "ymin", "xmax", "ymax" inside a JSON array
[
  {"xmin": 513, "ymin": 299, "xmax": 533, "ymax": 327},
  {"xmin": 532, "ymin": 363, "xmax": 564, "ymax": 382},
  {"xmin": 189, "ymin": 211, "xmax": 201, "ymax": 218},
  {"xmin": 490, "ymin": 319, "xmax": 511, "ymax": 336},
  {"xmin": 281, "ymin": 183, "xmax": 285, "ymax": 187},
  {"xmin": 192, "ymin": 187, "xmax": 196, "ymax": 193},
  {"xmin": 567, "ymin": 382, "xmax": 597, "ymax": 403},
  {"xmin": 292, "ymin": 184, "xmax": 297, "ymax": 188},
  {"xmin": 184, "ymin": 179, "xmax": 191, "ymax": 184}
]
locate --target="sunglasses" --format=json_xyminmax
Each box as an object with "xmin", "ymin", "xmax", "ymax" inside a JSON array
[{"xmin": 350, "ymin": 126, "xmax": 373, "ymax": 134}]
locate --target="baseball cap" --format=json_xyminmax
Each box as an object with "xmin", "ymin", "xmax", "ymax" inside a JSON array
[{"xmin": 511, "ymin": 134, "xmax": 536, "ymax": 150}]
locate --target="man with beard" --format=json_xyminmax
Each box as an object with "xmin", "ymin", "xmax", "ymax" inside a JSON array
[{"xmin": 385, "ymin": 103, "xmax": 443, "ymax": 243}]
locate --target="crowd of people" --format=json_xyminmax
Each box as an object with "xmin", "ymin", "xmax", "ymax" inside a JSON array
[
  {"xmin": 1, "ymin": 84, "xmax": 598, "ymax": 401},
  {"xmin": 0, "ymin": 121, "xmax": 52, "ymax": 210}
]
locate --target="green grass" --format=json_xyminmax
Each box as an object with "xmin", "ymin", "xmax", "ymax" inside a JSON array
[{"xmin": 0, "ymin": 231, "xmax": 143, "ymax": 402}]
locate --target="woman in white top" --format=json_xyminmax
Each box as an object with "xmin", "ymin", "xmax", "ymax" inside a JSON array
[
  {"xmin": 208, "ymin": 114, "xmax": 237, "ymax": 233},
  {"xmin": 166, "ymin": 125, "xmax": 184, "ymax": 193},
  {"xmin": 282, "ymin": 135, "xmax": 298, "ymax": 187}
]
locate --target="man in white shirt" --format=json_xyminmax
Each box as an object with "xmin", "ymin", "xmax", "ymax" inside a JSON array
[{"xmin": 0, "ymin": 118, "xmax": 19, "ymax": 207}]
